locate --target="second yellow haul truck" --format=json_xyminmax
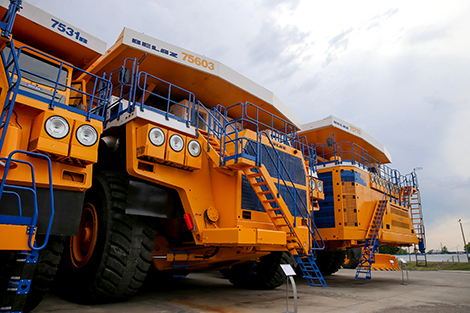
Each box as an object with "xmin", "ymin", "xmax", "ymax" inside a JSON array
[
  {"xmin": 300, "ymin": 116, "xmax": 425, "ymax": 279},
  {"xmin": 51, "ymin": 25, "xmax": 328, "ymax": 302}
]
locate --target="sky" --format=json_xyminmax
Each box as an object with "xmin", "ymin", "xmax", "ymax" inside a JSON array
[{"xmin": 27, "ymin": 0, "xmax": 470, "ymax": 253}]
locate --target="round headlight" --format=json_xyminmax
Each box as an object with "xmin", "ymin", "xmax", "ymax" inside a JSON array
[
  {"xmin": 149, "ymin": 127, "xmax": 165, "ymax": 146},
  {"xmin": 309, "ymin": 178, "xmax": 316, "ymax": 190},
  {"xmin": 169, "ymin": 134, "xmax": 184, "ymax": 152},
  {"xmin": 45, "ymin": 116, "xmax": 69, "ymax": 139},
  {"xmin": 317, "ymin": 180, "xmax": 323, "ymax": 193},
  {"xmin": 76, "ymin": 124, "xmax": 98, "ymax": 147},
  {"xmin": 188, "ymin": 140, "xmax": 201, "ymax": 157}
]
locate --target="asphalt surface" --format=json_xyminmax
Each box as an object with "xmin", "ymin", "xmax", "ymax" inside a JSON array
[{"xmin": 33, "ymin": 268, "xmax": 470, "ymax": 313}]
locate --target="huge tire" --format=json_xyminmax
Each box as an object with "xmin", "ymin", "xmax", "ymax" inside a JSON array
[
  {"xmin": 228, "ymin": 252, "xmax": 295, "ymax": 290},
  {"xmin": 54, "ymin": 171, "xmax": 155, "ymax": 303},
  {"xmin": 342, "ymin": 248, "xmax": 362, "ymax": 269},
  {"xmin": 315, "ymin": 250, "xmax": 345, "ymax": 275}
]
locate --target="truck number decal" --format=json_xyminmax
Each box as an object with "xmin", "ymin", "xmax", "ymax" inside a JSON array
[
  {"xmin": 50, "ymin": 18, "xmax": 88, "ymax": 44},
  {"xmin": 182, "ymin": 52, "xmax": 214, "ymax": 70}
]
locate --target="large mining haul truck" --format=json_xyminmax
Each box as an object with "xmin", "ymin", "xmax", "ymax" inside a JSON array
[
  {"xmin": 49, "ymin": 25, "xmax": 329, "ymax": 303},
  {"xmin": 300, "ymin": 115, "xmax": 425, "ymax": 279},
  {"xmin": 0, "ymin": 1, "xmax": 113, "ymax": 311}
]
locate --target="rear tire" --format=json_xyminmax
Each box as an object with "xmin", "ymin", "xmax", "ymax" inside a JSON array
[
  {"xmin": 228, "ymin": 252, "xmax": 295, "ymax": 290},
  {"xmin": 316, "ymin": 250, "xmax": 345, "ymax": 275},
  {"xmin": 343, "ymin": 248, "xmax": 362, "ymax": 269},
  {"xmin": 54, "ymin": 171, "xmax": 155, "ymax": 303}
]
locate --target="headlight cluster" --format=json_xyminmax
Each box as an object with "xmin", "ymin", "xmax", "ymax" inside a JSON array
[
  {"xmin": 149, "ymin": 127, "xmax": 201, "ymax": 157},
  {"xmin": 309, "ymin": 178, "xmax": 324, "ymax": 193},
  {"xmin": 45, "ymin": 116, "xmax": 98, "ymax": 147}
]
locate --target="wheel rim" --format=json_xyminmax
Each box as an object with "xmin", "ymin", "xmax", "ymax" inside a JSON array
[{"xmin": 71, "ymin": 203, "xmax": 98, "ymax": 268}]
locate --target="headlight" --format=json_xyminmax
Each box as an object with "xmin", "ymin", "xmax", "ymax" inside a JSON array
[
  {"xmin": 317, "ymin": 180, "xmax": 323, "ymax": 193},
  {"xmin": 149, "ymin": 127, "xmax": 165, "ymax": 146},
  {"xmin": 45, "ymin": 116, "xmax": 69, "ymax": 139},
  {"xmin": 76, "ymin": 124, "xmax": 98, "ymax": 147},
  {"xmin": 187, "ymin": 140, "xmax": 201, "ymax": 157},
  {"xmin": 169, "ymin": 134, "xmax": 184, "ymax": 152},
  {"xmin": 309, "ymin": 178, "xmax": 316, "ymax": 190}
]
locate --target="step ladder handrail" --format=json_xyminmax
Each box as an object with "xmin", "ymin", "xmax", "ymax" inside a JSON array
[
  {"xmin": 0, "ymin": 150, "xmax": 55, "ymax": 251},
  {"xmin": 258, "ymin": 130, "xmax": 325, "ymax": 251},
  {"xmin": 0, "ymin": 0, "xmax": 22, "ymax": 38},
  {"xmin": 0, "ymin": 41, "xmax": 22, "ymax": 156}
]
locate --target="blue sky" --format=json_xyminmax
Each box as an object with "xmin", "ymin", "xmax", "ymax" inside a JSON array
[{"xmin": 27, "ymin": 0, "xmax": 470, "ymax": 252}]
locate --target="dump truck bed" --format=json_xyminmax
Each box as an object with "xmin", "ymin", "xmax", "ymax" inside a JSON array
[
  {"xmin": 0, "ymin": 0, "xmax": 106, "ymax": 69},
  {"xmin": 300, "ymin": 115, "xmax": 392, "ymax": 164}
]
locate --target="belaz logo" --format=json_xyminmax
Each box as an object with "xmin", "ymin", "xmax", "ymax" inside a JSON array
[{"xmin": 132, "ymin": 38, "xmax": 178, "ymax": 58}]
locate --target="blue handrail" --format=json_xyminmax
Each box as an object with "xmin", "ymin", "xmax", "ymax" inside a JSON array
[
  {"xmin": 0, "ymin": 40, "xmax": 22, "ymax": 156},
  {"xmin": 0, "ymin": 150, "xmax": 55, "ymax": 250},
  {"xmin": 0, "ymin": 0, "xmax": 22, "ymax": 38},
  {"xmin": 315, "ymin": 139, "xmax": 418, "ymax": 192}
]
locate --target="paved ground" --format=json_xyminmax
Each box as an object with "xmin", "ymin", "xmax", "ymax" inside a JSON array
[{"xmin": 33, "ymin": 269, "xmax": 470, "ymax": 313}]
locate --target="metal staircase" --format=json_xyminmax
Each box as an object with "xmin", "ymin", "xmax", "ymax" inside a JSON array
[
  {"xmin": 243, "ymin": 166, "xmax": 307, "ymax": 254},
  {"xmin": 355, "ymin": 197, "xmax": 388, "ymax": 280},
  {"xmin": 199, "ymin": 101, "xmax": 327, "ymax": 286}
]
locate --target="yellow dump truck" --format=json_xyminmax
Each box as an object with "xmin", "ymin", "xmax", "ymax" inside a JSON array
[
  {"xmin": 0, "ymin": 1, "xmax": 113, "ymax": 311},
  {"xmin": 300, "ymin": 115, "xmax": 425, "ymax": 279},
  {"xmin": 50, "ymin": 26, "xmax": 329, "ymax": 303}
]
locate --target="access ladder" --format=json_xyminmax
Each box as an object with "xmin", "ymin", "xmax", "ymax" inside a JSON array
[{"xmin": 355, "ymin": 198, "xmax": 388, "ymax": 280}]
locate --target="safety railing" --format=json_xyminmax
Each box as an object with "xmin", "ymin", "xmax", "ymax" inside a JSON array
[
  {"xmin": 315, "ymin": 140, "xmax": 417, "ymax": 191},
  {"xmin": 8, "ymin": 46, "xmax": 112, "ymax": 121},
  {"xmin": 106, "ymin": 65, "xmax": 197, "ymax": 129},
  {"xmin": 0, "ymin": 150, "xmax": 54, "ymax": 250},
  {"xmin": 225, "ymin": 101, "xmax": 298, "ymax": 146},
  {"xmin": 105, "ymin": 57, "xmax": 141, "ymax": 124}
]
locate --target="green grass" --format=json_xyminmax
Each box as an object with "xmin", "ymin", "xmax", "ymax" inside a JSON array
[{"xmin": 403, "ymin": 261, "xmax": 470, "ymax": 271}]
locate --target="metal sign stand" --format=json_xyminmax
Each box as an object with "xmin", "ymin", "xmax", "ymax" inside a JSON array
[
  {"xmin": 399, "ymin": 258, "xmax": 409, "ymax": 285},
  {"xmin": 280, "ymin": 264, "xmax": 297, "ymax": 313}
]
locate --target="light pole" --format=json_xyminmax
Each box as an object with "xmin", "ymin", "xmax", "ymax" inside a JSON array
[{"xmin": 458, "ymin": 219, "xmax": 469, "ymax": 262}]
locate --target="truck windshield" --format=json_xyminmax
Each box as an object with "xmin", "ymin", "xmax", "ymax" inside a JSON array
[{"xmin": 3, "ymin": 46, "xmax": 68, "ymax": 91}]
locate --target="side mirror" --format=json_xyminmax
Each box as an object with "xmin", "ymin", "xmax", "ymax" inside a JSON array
[
  {"xmin": 326, "ymin": 137, "xmax": 333, "ymax": 148},
  {"xmin": 118, "ymin": 68, "xmax": 130, "ymax": 84}
]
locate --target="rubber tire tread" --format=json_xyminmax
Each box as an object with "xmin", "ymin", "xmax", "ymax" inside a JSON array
[
  {"xmin": 342, "ymin": 248, "xmax": 362, "ymax": 269},
  {"xmin": 55, "ymin": 171, "xmax": 155, "ymax": 303},
  {"xmin": 327, "ymin": 251, "xmax": 345, "ymax": 275},
  {"xmin": 316, "ymin": 251, "xmax": 345, "ymax": 275},
  {"xmin": 24, "ymin": 236, "xmax": 65, "ymax": 313},
  {"xmin": 228, "ymin": 252, "xmax": 295, "ymax": 290}
]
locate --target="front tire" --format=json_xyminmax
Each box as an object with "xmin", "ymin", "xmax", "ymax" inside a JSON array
[{"xmin": 54, "ymin": 171, "xmax": 155, "ymax": 303}]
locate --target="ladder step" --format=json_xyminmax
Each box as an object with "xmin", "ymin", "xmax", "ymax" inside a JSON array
[
  {"xmin": 262, "ymin": 199, "xmax": 277, "ymax": 203},
  {"xmin": 246, "ymin": 172, "xmax": 262, "ymax": 178}
]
